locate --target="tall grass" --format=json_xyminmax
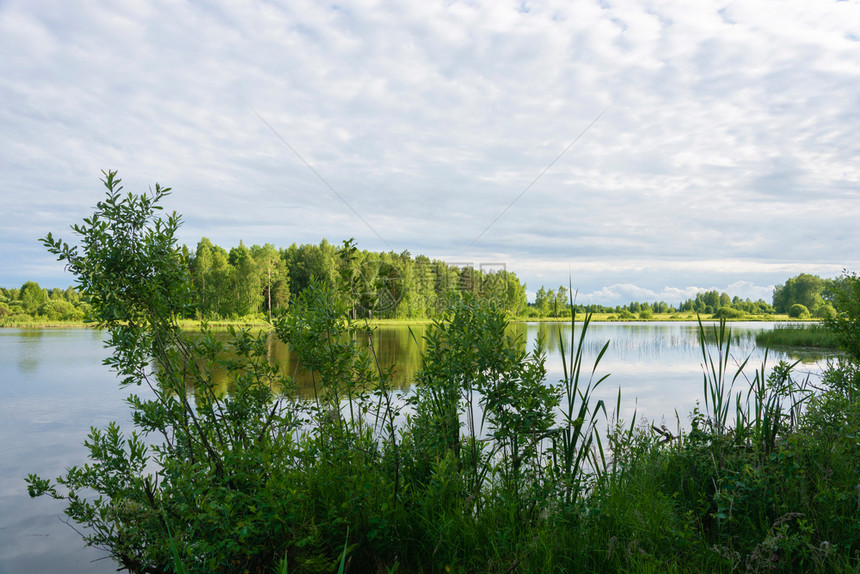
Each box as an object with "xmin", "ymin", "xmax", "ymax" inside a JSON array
[
  {"xmin": 552, "ymin": 289, "xmax": 610, "ymax": 506},
  {"xmin": 698, "ymin": 316, "xmax": 749, "ymax": 439},
  {"xmin": 755, "ymin": 322, "xmax": 841, "ymax": 349}
]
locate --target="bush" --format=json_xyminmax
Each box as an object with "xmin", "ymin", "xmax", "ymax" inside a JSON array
[
  {"xmin": 814, "ymin": 303, "xmax": 837, "ymax": 320},
  {"xmin": 38, "ymin": 299, "xmax": 83, "ymax": 321},
  {"xmin": 825, "ymin": 272, "xmax": 860, "ymax": 362},
  {"xmin": 2, "ymin": 312, "xmax": 33, "ymax": 325},
  {"xmin": 712, "ymin": 306, "xmax": 745, "ymax": 319},
  {"xmin": 787, "ymin": 303, "xmax": 810, "ymax": 318}
]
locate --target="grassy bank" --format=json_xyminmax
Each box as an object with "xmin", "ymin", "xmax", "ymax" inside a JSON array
[{"xmin": 756, "ymin": 322, "xmax": 842, "ymax": 350}]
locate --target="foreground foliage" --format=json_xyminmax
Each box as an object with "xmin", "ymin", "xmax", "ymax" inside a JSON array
[{"xmin": 29, "ymin": 173, "xmax": 860, "ymax": 573}]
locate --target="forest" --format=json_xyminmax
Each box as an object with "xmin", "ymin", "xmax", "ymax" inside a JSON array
[
  {"xmin": 0, "ymin": 243, "xmax": 841, "ymax": 325},
  {"xmin": 1, "ymin": 239, "xmax": 526, "ymax": 323}
]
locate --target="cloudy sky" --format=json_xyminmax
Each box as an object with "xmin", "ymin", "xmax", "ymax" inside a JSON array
[{"xmin": 2, "ymin": 0, "xmax": 858, "ymax": 305}]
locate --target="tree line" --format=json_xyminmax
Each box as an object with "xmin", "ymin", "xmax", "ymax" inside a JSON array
[
  {"xmin": 529, "ymin": 273, "xmax": 841, "ymax": 319},
  {"xmin": 0, "ymin": 257, "xmax": 842, "ymax": 323},
  {"xmin": 1, "ymin": 238, "xmax": 529, "ymax": 322},
  {"xmin": 0, "ymin": 281, "xmax": 89, "ymax": 322},
  {"xmin": 527, "ymin": 285, "xmax": 775, "ymax": 319},
  {"xmin": 183, "ymin": 237, "xmax": 528, "ymax": 319}
]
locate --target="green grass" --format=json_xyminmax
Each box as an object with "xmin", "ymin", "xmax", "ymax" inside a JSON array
[{"xmin": 756, "ymin": 323, "xmax": 841, "ymax": 350}]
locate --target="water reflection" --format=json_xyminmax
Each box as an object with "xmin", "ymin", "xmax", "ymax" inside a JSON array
[
  {"xmin": 13, "ymin": 329, "xmax": 45, "ymax": 373},
  {"xmin": 205, "ymin": 321, "xmax": 830, "ymax": 421},
  {"xmin": 0, "ymin": 323, "xmax": 833, "ymax": 573}
]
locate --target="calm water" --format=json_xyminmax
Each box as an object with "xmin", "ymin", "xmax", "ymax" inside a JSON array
[
  {"xmin": 0, "ymin": 329, "xmax": 125, "ymax": 574},
  {"xmin": 0, "ymin": 323, "xmax": 828, "ymax": 573}
]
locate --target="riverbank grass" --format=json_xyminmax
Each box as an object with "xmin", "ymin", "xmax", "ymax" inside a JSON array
[{"xmin": 756, "ymin": 322, "xmax": 841, "ymax": 350}]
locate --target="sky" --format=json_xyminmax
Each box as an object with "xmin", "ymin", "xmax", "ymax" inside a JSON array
[{"xmin": 1, "ymin": 0, "xmax": 858, "ymax": 306}]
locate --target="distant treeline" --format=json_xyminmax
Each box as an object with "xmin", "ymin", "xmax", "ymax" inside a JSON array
[
  {"xmin": 530, "ymin": 284, "xmax": 777, "ymax": 319},
  {"xmin": 0, "ymin": 243, "xmax": 842, "ymax": 323},
  {"xmin": 0, "ymin": 238, "xmax": 528, "ymax": 322},
  {"xmin": 182, "ymin": 237, "xmax": 528, "ymax": 320},
  {"xmin": 526, "ymin": 272, "xmax": 841, "ymax": 319},
  {"xmin": 0, "ymin": 282, "xmax": 89, "ymax": 322}
]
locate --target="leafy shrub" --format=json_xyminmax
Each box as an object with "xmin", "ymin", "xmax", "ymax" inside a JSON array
[
  {"xmin": 788, "ymin": 303, "xmax": 810, "ymax": 318},
  {"xmin": 825, "ymin": 272, "xmax": 860, "ymax": 362},
  {"xmin": 29, "ymin": 172, "xmax": 315, "ymax": 572},
  {"xmin": 38, "ymin": 299, "xmax": 82, "ymax": 321},
  {"xmin": 712, "ymin": 306, "xmax": 745, "ymax": 319},
  {"xmin": 815, "ymin": 303, "xmax": 837, "ymax": 320}
]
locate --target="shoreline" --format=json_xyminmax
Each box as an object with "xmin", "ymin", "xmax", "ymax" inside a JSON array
[{"xmin": 2, "ymin": 314, "xmax": 817, "ymax": 329}]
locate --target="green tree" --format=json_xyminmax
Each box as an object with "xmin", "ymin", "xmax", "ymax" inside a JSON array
[
  {"xmin": 376, "ymin": 256, "xmax": 404, "ymax": 318},
  {"xmin": 336, "ymin": 238, "xmax": 360, "ymax": 318},
  {"xmin": 505, "ymin": 272, "xmax": 528, "ymax": 316},
  {"xmin": 535, "ymin": 286, "xmax": 549, "ymax": 317},
  {"xmin": 39, "ymin": 299, "xmax": 82, "ymax": 321},
  {"xmin": 825, "ymin": 272, "xmax": 860, "ymax": 362},
  {"xmin": 702, "ymin": 290, "xmax": 720, "ymax": 310},
  {"xmin": 229, "ymin": 242, "xmax": 262, "ymax": 317},
  {"xmin": 356, "ymin": 251, "xmax": 382, "ymax": 318},
  {"xmin": 64, "ymin": 286, "xmax": 81, "ymax": 304},
  {"xmin": 252, "ymin": 243, "xmax": 288, "ymax": 321},
  {"xmin": 19, "ymin": 281, "xmax": 47, "ymax": 315},
  {"xmin": 554, "ymin": 285, "xmax": 569, "ymax": 317},
  {"xmin": 412, "ymin": 254, "xmax": 437, "ymax": 318},
  {"xmin": 190, "ymin": 237, "xmax": 216, "ymax": 317},
  {"xmin": 773, "ymin": 273, "xmax": 826, "ymax": 314},
  {"xmin": 456, "ymin": 265, "xmax": 478, "ymax": 297},
  {"xmin": 208, "ymin": 246, "xmax": 233, "ymax": 317},
  {"xmin": 283, "ymin": 240, "xmax": 338, "ymax": 297},
  {"xmin": 189, "ymin": 237, "xmax": 235, "ymax": 318}
]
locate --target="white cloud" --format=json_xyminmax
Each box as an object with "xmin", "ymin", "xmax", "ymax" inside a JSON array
[{"xmin": 1, "ymin": 0, "xmax": 858, "ymax": 303}]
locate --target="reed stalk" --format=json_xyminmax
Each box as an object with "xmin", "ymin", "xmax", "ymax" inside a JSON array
[{"xmin": 552, "ymin": 286, "xmax": 610, "ymax": 506}]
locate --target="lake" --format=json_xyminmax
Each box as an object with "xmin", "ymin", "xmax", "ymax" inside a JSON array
[{"xmin": 0, "ymin": 322, "xmax": 829, "ymax": 573}]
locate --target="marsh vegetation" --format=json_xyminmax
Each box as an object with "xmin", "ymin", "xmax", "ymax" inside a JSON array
[{"xmin": 26, "ymin": 173, "xmax": 860, "ymax": 572}]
